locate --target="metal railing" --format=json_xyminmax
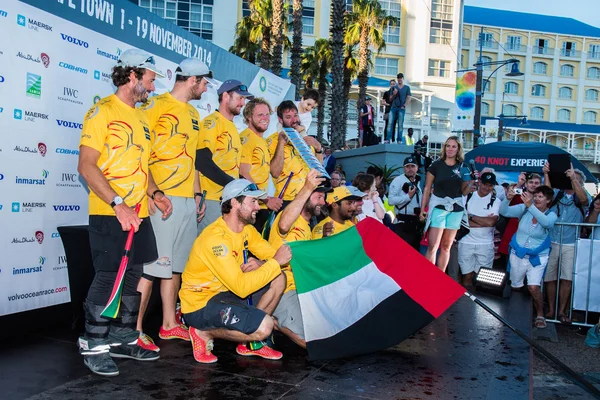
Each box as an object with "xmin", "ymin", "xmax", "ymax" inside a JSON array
[
  {"xmin": 504, "ymin": 43, "xmax": 524, "ymax": 52},
  {"xmin": 533, "ymin": 46, "xmax": 553, "ymax": 55},
  {"xmin": 544, "ymin": 222, "xmax": 600, "ymax": 328},
  {"xmin": 561, "ymin": 49, "xmax": 582, "ymax": 58}
]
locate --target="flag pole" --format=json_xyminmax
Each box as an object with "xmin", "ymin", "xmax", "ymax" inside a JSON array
[
  {"xmin": 101, "ymin": 204, "xmax": 141, "ymax": 318},
  {"xmin": 261, "ymin": 172, "xmax": 293, "ymax": 239},
  {"xmin": 464, "ymin": 292, "xmax": 600, "ymax": 398}
]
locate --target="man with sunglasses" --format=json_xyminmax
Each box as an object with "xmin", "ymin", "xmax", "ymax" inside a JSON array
[
  {"xmin": 195, "ymin": 80, "xmax": 254, "ymax": 234},
  {"xmin": 77, "ymin": 49, "xmax": 172, "ymax": 376},
  {"xmin": 312, "ymin": 186, "xmax": 365, "ymax": 239},
  {"xmin": 180, "ymin": 179, "xmax": 292, "ymax": 363},
  {"xmin": 135, "ymin": 59, "xmax": 216, "ymax": 352}
]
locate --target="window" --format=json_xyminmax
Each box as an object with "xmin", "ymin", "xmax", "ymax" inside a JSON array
[
  {"xmin": 479, "ymin": 32, "xmax": 494, "ymax": 48},
  {"xmin": 384, "ymin": 25, "xmax": 401, "ymax": 44},
  {"xmin": 584, "ymin": 111, "xmax": 597, "ymax": 123},
  {"xmin": 503, "ymin": 104, "xmax": 517, "ymax": 116},
  {"xmin": 557, "ymin": 109, "xmax": 571, "ymax": 121},
  {"xmin": 534, "ymin": 38, "xmax": 549, "ymax": 54},
  {"xmin": 588, "ymin": 67, "xmax": 600, "ymax": 79},
  {"xmin": 428, "ymin": 59, "xmax": 451, "ymax": 77},
  {"xmin": 531, "ymin": 84, "xmax": 546, "ymax": 97},
  {"xmin": 430, "ymin": 0, "xmax": 453, "ymax": 45},
  {"xmin": 375, "ymin": 57, "xmax": 398, "ymax": 76},
  {"xmin": 559, "ymin": 86, "xmax": 573, "ymax": 99},
  {"xmin": 533, "ymin": 61, "xmax": 547, "ymax": 75},
  {"xmin": 345, "ymin": 0, "xmax": 353, "ymax": 13},
  {"xmin": 589, "ymin": 44, "xmax": 600, "ymax": 59},
  {"xmin": 380, "ymin": 0, "xmax": 401, "ymax": 18},
  {"xmin": 481, "ymin": 102, "xmax": 490, "ymax": 116},
  {"xmin": 586, "ymin": 89, "xmax": 599, "ymax": 101},
  {"xmin": 140, "ymin": 0, "xmax": 177, "ymax": 22},
  {"xmin": 481, "ymin": 56, "xmax": 492, "ymax": 70},
  {"xmin": 504, "ymin": 81, "xmax": 518, "ymax": 95},
  {"xmin": 560, "ymin": 64, "xmax": 574, "ymax": 77},
  {"xmin": 483, "ymin": 80, "xmax": 491, "ymax": 93},
  {"xmin": 531, "ymin": 107, "xmax": 545, "ymax": 120},
  {"xmin": 302, "ymin": 3, "xmax": 315, "ymax": 35},
  {"xmin": 562, "ymin": 41, "xmax": 576, "ymax": 57},
  {"xmin": 506, "ymin": 35, "xmax": 521, "ymax": 51}
]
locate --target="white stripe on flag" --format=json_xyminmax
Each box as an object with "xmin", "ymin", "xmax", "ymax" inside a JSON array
[{"xmin": 298, "ymin": 262, "xmax": 400, "ymax": 342}]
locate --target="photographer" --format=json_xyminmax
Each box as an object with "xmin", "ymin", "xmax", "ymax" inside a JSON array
[
  {"xmin": 458, "ymin": 172, "xmax": 501, "ymax": 286},
  {"xmin": 389, "ymin": 157, "xmax": 423, "ymax": 249},
  {"xmin": 500, "ymin": 185, "xmax": 557, "ymax": 329}
]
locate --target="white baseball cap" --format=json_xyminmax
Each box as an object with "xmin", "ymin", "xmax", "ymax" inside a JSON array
[
  {"xmin": 117, "ymin": 49, "xmax": 165, "ymax": 78},
  {"xmin": 221, "ymin": 179, "xmax": 267, "ymax": 205}
]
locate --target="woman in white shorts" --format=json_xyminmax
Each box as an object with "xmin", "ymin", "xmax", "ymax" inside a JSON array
[{"xmin": 500, "ymin": 185, "xmax": 557, "ymax": 329}]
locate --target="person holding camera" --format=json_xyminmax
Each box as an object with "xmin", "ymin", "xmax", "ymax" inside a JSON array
[
  {"xmin": 389, "ymin": 156, "xmax": 423, "ymax": 249},
  {"xmin": 500, "ymin": 185, "xmax": 557, "ymax": 329},
  {"xmin": 420, "ymin": 136, "xmax": 473, "ymax": 271},
  {"xmin": 457, "ymin": 172, "xmax": 501, "ymax": 286}
]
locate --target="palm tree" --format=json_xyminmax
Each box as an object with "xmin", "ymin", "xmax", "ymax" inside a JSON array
[
  {"xmin": 229, "ymin": 17, "xmax": 260, "ymax": 64},
  {"xmin": 346, "ymin": 0, "xmax": 396, "ymax": 119},
  {"xmin": 301, "ymin": 39, "xmax": 332, "ymax": 140},
  {"xmin": 271, "ymin": 0, "xmax": 285, "ymax": 76},
  {"xmin": 232, "ymin": 0, "xmax": 272, "ymax": 70},
  {"xmin": 290, "ymin": 0, "xmax": 303, "ymax": 99},
  {"xmin": 342, "ymin": 44, "xmax": 360, "ymax": 138},
  {"xmin": 328, "ymin": 0, "xmax": 347, "ymax": 150}
]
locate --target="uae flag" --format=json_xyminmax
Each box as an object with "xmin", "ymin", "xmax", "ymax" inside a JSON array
[{"xmin": 288, "ymin": 218, "xmax": 466, "ymax": 360}]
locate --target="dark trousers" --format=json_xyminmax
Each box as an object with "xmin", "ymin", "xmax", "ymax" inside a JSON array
[{"xmin": 392, "ymin": 214, "xmax": 422, "ymax": 251}]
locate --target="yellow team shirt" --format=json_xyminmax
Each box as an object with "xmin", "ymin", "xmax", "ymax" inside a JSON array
[
  {"xmin": 197, "ymin": 111, "xmax": 241, "ymax": 201},
  {"xmin": 267, "ymin": 132, "xmax": 311, "ymax": 201},
  {"xmin": 140, "ymin": 92, "xmax": 200, "ymax": 197},
  {"xmin": 180, "ymin": 217, "xmax": 282, "ymax": 313},
  {"xmin": 240, "ymin": 128, "xmax": 271, "ymax": 192},
  {"xmin": 268, "ymin": 212, "xmax": 312, "ymax": 293},
  {"xmin": 80, "ymin": 94, "xmax": 151, "ymax": 218},
  {"xmin": 312, "ymin": 216, "xmax": 355, "ymax": 239}
]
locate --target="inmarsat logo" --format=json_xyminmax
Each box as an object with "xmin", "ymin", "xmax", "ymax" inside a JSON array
[
  {"xmin": 15, "ymin": 170, "xmax": 48, "ymax": 185},
  {"xmin": 12, "ymin": 257, "xmax": 45, "ymax": 275},
  {"xmin": 96, "ymin": 47, "xmax": 121, "ymax": 61}
]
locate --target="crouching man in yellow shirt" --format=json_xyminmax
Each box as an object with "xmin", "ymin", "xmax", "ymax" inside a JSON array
[{"xmin": 179, "ymin": 179, "xmax": 292, "ymax": 363}]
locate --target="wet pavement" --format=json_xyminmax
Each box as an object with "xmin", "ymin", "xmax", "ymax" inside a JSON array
[{"xmin": 1, "ymin": 291, "xmax": 540, "ymax": 400}]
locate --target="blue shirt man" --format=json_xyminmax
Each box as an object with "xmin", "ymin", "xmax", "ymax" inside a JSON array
[{"xmin": 386, "ymin": 73, "xmax": 411, "ymax": 143}]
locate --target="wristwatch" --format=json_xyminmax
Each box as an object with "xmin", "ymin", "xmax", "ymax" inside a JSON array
[{"xmin": 110, "ymin": 196, "xmax": 124, "ymax": 208}]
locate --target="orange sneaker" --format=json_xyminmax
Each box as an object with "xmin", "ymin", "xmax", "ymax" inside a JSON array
[
  {"xmin": 137, "ymin": 332, "xmax": 160, "ymax": 352},
  {"xmin": 159, "ymin": 325, "xmax": 190, "ymax": 341},
  {"xmin": 236, "ymin": 343, "xmax": 283, "ymax": 360},
  {"xmin": 189, "ymin": 328, "xmax": 217, "ymax": 364}
]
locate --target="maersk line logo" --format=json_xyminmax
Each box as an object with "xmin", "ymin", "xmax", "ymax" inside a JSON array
[{"xmin": 26, "ymin": 73, "xmax": 41, "ymax": 99}]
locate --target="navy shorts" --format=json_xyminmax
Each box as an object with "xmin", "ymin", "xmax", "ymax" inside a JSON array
[{"xmin": 184, "ymin": 287, "xmax": 269, "ymax": 335}]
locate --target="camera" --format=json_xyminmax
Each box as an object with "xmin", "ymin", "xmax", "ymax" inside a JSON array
[
  {"xmin": 402, "ymin": 182, "xmax": 415, "ymax": 193},
  {"xmin": 514, "ymin": 188, "xmax": 523, "ymax": 195}
]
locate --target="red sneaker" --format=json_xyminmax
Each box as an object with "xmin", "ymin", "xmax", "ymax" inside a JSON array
[
  {"xmin": 137, "ymin": 332, "xmax": 160, "ymax": 352},
  {"xmin": 159, "ymin": 325, "xmax": 190, "ymax": 341},
  {"xmin": 236, "ymin": 343, "xmax": 283, "ymax": 360},
  {"xmin": 189, "ymin": 328, "xmax": 217, "ymax": 364}
]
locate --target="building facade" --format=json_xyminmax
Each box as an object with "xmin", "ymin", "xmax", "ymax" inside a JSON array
[{"xmin": 462, "ymin": 6, "xmax": 600, "ymax": 165}]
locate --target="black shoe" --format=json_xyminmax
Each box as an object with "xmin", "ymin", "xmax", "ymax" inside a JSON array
[
  {"xmin": 109, "ymin": 339, "xmax": 160, "ymax": 361},
  {"xmin": 79, "ymin": 337, "xmax": 119, "ymax": 377}
]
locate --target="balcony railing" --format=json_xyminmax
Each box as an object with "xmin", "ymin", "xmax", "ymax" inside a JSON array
[
  {"xmin": 477, "ymin": 40, "xmax": 498, "ymax": 49},
  {"xmin": 462, "ymin": 37, "xmax": 471, "ymax": 47},
  {"xmin": 561, "ymin": 49, "xmax": 582, "ymax": 58},
  {"xmin": 533, "ymin": 46, "xmax": 553, "ymax": 55},
  {"xmin": 588, "ymin": 52, "xmax": 600, "ymax": 60},
  {"xmin": 505, "ymin": 43, "xmax": 525, "ymax": 52}
]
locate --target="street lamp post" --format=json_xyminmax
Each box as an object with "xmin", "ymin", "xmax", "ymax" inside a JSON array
[{"xmin": 469, "ymin": 26, "xmax": 524, "ymax": 148}]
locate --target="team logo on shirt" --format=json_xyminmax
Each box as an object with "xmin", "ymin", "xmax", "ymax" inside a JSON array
[
  {"xmin": 85, "ymin": 106, "xmax": 99, "ymax": 120},
  {"xmin": 240, "ymin": 135, "xmax": 248, "ymax": 145},
  {"xmin": 212, "ymin": 244, "xmax": 228, "ymax": 257},
  {"xmin": 202, "ymin": 119, "xmax": 215, "ymax": 129}
]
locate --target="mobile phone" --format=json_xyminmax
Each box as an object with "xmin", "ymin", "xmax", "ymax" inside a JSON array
[{"xmin": 514, "ymin": 188, "xmax": 523, "ymax": 195}]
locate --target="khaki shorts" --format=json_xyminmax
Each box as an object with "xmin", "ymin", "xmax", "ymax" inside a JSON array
[
  {"xmin": 458, "ymin": 242, "xmax": 494, "ymax": 274},
  {"xmin": 197, "ymin": 199, "xmax": 221, "ymax": 235},
  {"xmin": 545, "ymin": 243, "xmax": 575, "ymax": 282},
  {"xmin": 143, "ymin": 196, "xmax": 196, "ymax": 278},
  {"xmin": 273, "ymin": 290, "xmax": 304, "ymax": 339},
  {"xmin": 509, "ymin": 252, "xmax": 549, "ymax": 288}
]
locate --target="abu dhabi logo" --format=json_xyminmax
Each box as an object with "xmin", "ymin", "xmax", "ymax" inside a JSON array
[
  {"xmin": 14, "ymin": 108, "xmax": 49, "ymax": 122},
  {"xmin": 15, "ymin": 170, "xmax": 48, "ymax": 186},
  {"xmin": 41, "ymin": 53, "xmax": 50, "ymax": 68},
  {"xmin": 16, "ymin": 52, "xmax": 41, "ymax": 64},
  {"xmin": 26, "ymin": 72, "xmax": 42, "ymax": 99},
  {"xmin": 96, "ymin": 47, "xmax": 121, "ymax": 61},
  {"xmin": 35, "ymin": 231, "xmax": 44, "ymax": 244},
  {"xmin": 13, "ymin": 142, "xmax": 46, "ymax": 156},
  {"xmin": 17, "ymin": 14, "xmax": 52, "ymax": 31},
  {"xmin": 93, "ymin": 70, "xmax": 111, "ymax": 83}
]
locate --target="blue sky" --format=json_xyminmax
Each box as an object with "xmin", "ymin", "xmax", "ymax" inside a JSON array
[{"xmin": 464, "ymin": 0, "xmax": 600, "ymax": 29}]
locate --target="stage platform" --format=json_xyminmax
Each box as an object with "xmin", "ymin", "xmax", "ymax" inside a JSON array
[{"xmin": 0, "ymin": 291, "xmax": 535, "ymax": 400}]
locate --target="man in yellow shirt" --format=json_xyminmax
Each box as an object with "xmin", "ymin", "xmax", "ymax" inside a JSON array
[
  {"xmin": 180, "ymin": 179, "xmax": 292, "ymax": 363},
  {"xmin": 77, "ymin": 49, "xmax": 172, "ymax": 377},
  {"xmin": 312, "ymin": 186, "xmax": 364, "ymax": 239},
  {"xmin": 268, "ymin": 101, "xmax": 324, "ymax": 205},
  {"xmin": 195, "ymin": 80, "xmax": 254, "ymax": 234},
  {"xmin": 240, "ymin": 98, "xmax": 283, "ymax": 231},
  {"xmin": 135, "ymin": 59, "xmax": 215, "ymax": 350},
  {"xmin": 268, "ymin": 170, "xmax": 331, "ymax": 348}
]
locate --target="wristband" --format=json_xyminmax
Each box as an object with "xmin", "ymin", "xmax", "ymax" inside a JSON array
[
  {"xmin": 194, "ymin": 192, "xmax": 204, "ymax": 198},
  {"xmin": 315, "ymin": 148, "xmax": 323, "ymax": 154},
  {"xmin": 151, "ymin": 189, "xmax": 165, "ymax": 200}
]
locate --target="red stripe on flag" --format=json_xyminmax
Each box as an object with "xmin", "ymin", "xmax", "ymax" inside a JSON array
[{"xmin": 356, "ymin": 218, "xmax": 465, "ymax": 318}]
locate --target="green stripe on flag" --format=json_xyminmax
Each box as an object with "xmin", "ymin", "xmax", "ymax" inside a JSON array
[{"xmin": 289, "ymin": 226, "xmax": 372, "ymax": 293}]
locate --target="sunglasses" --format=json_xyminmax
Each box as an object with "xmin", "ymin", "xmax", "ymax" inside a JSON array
[
  {"xmin": 233, "ymin": 84, "xmax": 248, "ymax": 92},
  {"xmin": 197, "ymin": 71, "xmax": 214, "ymax": 79},
  {"xmin": 143, "ymin": 56, "xmax": 156, "ymax": 66},
  {"xmin": 240, "ymin": 183, "xmax": 259, "ymax": 194}
]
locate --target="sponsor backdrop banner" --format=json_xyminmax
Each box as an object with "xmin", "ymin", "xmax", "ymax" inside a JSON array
[
  {"xmin": 453, "ymin": 71, "xmax": 476, "ymax": 131},
  {"xmin": 0, "ymin": 0, "xmax": 292, "ymax": 316}
]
